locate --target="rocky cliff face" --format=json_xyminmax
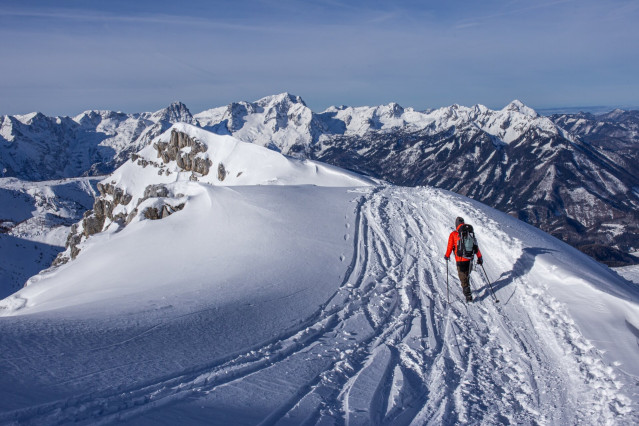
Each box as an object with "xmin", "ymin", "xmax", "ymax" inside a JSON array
[{"xmin": 153, "ymin": 129, "xmax": 212, "ymax": 177}]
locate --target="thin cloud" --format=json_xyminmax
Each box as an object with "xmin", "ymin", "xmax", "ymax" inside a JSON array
[
  {"xmin": 0, "ymin": 7, "xmax": 283, "ymax": 33},
  {"xmin": 453, "ymin": 0, "xmax": 575, "ymax": 29}
]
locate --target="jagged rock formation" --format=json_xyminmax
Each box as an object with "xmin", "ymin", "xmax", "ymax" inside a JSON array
[
  {"xmin": 53, "ymin": 182, "xmax": 134, "ymax": 265},
  {"xmin": 53, "ymin": 179, "xmax": 186, "ymax": 266},
  {"xmin": 153, "ymin": 129, "xmax": 212, "ymax": 177},
  {"xmin": 52, "ymin": 129, "xmax": 214, "ymax": 265}
]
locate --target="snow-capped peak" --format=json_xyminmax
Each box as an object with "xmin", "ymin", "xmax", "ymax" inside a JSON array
[
  {"xmin": 600, "ymin": 108, "xmax": 627, "ymax": 121},
  {"xmin": 503, "ymin": 99, "xmax": 539, "ymax": 118},
  {"xmin": 72, "ymin": 110, "xmax": 128, "ymax": 127},
  {"xmin": 150, "ymin": 101, "xmax": 196, "ymax": 124},
  {"xmin": 472, "ymin": 103, "xmax": 490, "ymax": 114},
  {"xmin": 255, "ymin": 92, "xmax": 307, "ymax": 108},
  {"xmin": 14, "ymin": 111, "xmax": 47, "ymax": 125}
]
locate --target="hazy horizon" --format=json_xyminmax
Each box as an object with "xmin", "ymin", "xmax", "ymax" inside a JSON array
[{"xmin": 2, "ymin": 94, "xmax": 637, "ymax": 118}]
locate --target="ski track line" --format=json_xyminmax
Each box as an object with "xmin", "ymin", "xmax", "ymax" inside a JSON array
[
  {"xmin": 1, "ymin": 188, "xmax": 379, "ymax": 425},
  {"xmin": 3, "ymin": 185, "xmax": 637, "ymax": 425}
]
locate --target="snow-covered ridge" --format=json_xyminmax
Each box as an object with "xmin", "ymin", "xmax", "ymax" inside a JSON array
[
  {"xmin": 46, "ymin": 123, "xmax": 373, "ymax": 267},
  {"xmin": 1, "ymin": 182, "xmax": 638, "ymax": 424},
  {"xmin": 121, "ymin": 122, "xmax": 373, "ymax": 189}
]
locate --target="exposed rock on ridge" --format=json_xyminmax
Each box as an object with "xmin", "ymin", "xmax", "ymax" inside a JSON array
[{"xmin": 153, "ymin": 129, "xmax": 212, "ymax": 177}]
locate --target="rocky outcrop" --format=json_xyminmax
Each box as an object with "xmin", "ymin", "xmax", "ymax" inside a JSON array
[
  {"xmin": 0, "ymin": 220, "xmax": 13, "ymax": 234},
  {"xmin": 53, "ymin": 179, "xmax": 190, "ymax": 267},
  {"xmin": 137, "ymin": 184, "xmax": 185, "ymax": 222},
  {"xmin": 97, "ymin": 182, "xmax": 133, "ymax": 206},
  {"xmin": 53, "ymin": 183, "xmax": 134, "ymax": 265},
  {"xmin": 218, "ymin": 163, "xmax": 226, "ymax": 181},
  {"xmin": 153, "ymin": 130, "xmax": 212, "ymax": 176},
  {"xmin": 141, "ymin": 184, "xmax": 169, "ymax": 200},
  {"xmin": 143, "ymin": 203, "xmax": 185, "ymax": 220}
]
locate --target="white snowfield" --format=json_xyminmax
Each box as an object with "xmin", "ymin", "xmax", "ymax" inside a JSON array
[{"xmin": 1, "ymin": 125, "xmax": 638, "ymax": 425}]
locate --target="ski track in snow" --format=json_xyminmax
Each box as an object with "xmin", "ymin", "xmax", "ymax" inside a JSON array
[{"xmin": 1, "ymin": 186, "xmax": 636, "ymax": 425}]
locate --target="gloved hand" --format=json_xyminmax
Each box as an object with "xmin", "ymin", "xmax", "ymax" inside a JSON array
[
  {"xmin": 444, "ymin": 256, "xmax": 449, "ymax": 261},
  {"xmin": 477, "ymin": 257, "xmax": 483, "ymax": 265}
]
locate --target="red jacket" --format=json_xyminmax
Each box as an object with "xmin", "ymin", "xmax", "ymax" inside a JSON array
[{"xmin": 446, "ymin": 224, "xmax": 482, "ymax": 263}]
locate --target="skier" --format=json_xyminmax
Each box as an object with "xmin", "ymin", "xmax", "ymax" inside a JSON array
[{"xmin": 445, "ymin": 217, "xmax": 483, "ymax": 302}]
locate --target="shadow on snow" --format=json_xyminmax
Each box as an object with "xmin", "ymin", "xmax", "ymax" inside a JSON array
[{"xmin": 473, "ymin": 247, "xmax": 557, "ymax": 303}]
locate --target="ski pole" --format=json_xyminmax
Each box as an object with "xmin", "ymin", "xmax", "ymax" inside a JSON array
[
  {"xmin": 446, "ymin": 258, "xmax": 450, "ymax": 304},
  {"xmin": 480, "ymin": 264, "xmax": 499, "ymax": 303}
]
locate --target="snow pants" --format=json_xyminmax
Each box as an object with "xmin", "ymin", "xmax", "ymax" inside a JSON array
[{"xmin": 456, "ymin": 261, "xmax": 472, "ymax": 297}]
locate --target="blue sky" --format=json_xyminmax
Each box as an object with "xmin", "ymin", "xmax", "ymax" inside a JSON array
[{"xmin": 1, "ymin": 0, "xmax": 638, "ymax": 115}]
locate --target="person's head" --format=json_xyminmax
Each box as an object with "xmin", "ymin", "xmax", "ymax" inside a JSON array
[{"xmin": 455, "ymin": 217, "xmax": 464, "ymax": 228}]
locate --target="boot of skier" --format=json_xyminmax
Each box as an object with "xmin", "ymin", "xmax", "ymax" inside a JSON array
[{"xmin": 445, "ymin": 217, "xmax": 483, "ymax": 302}]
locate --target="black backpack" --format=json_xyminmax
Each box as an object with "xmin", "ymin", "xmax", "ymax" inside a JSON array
[{"xmin": 456, "ymin": 224, "xmax": 478, "ymax": 259}]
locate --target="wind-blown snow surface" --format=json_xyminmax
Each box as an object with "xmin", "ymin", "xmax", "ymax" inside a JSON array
[{"xmin": 1, "ymin": 182, "xmax": 638, "ymax": 424}]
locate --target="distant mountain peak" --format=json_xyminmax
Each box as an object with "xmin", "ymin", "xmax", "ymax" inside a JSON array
[
  {"xmin": 473, "ymin": 104, "xmax": 490, "ymax": 114},
  {"xmin": 14, "ymin": 111, "xmax": 47, "ymax": 125},
  {"xmin": 152, "ymin": 102, "xmax": 196, "ymax": 124},
  {"xmin": 256, "ymin": 92, "xmax": 307, "ymax": 108},
  {"xmin": 503, "ymin": 100, "xmax": 538, "ymax": 118},
  {"xmin": 382, "ymin": 102, "xmax": 404, "ymax": 117},
  {"xmin": 601, "ymin": 108, "xmax": 627, "ymax": 120}
]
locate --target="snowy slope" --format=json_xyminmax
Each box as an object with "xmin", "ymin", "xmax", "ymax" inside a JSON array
[
  {"xmin": 0, "ymin": 177, "xmax": 98, "ymax": 298},
  {"xmin": 0, "ymin": 125, "xmax": 638, "ymax": 424}
]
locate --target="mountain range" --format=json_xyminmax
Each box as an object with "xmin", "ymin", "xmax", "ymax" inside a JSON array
[{"xmin": 2, "ymin": 94, "xmax": 637, "ymax": 270}]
